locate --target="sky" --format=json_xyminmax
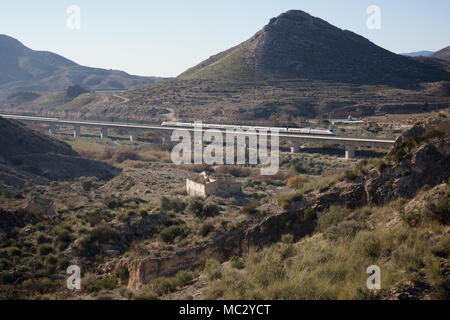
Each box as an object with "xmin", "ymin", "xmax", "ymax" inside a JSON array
[{"xmin": 1, "ymin": 0, "xmax": 449, "ymax": 77}]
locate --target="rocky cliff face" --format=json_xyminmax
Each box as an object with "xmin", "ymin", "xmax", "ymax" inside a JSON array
[{"xmin": 366, "ymin": 118, "xmax": 450, "ymax": 205}]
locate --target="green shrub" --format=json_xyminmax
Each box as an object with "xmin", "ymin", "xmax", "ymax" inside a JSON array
[
  {"xmin": 292, "ymin": 160, "xmax": 307, "ymax": 174},
  {"xmin": 1, "ymin": 188, "xmax": 12, "ymax": 199},
  {"xmin": 390, "ymin": 197, "xmax": 407, "ymax": 212},
  {"xmin": 357, "ymin": 232, "xmax": 382, "ymax": 258},
  {"xmin": 186, "ymin": 197, "xmax": 220, "ymax": 219},
  {"xmin": 356, "ymin": 160, "xmax": 369, "ymax": 175},
  {"xmin": 317, "ymin": 205, "xmax": 350, "ymax": 231},
  {"xmin": 425, "ymin": 193, "xmax": 449, "ymax": 225},
  {"xmin": 374, "ymin": 159, "xmax": 388, "ymax": 173},
  {"xmin": 85, "ymin": 277, "xmax": 118, "ymax": 293},
  {"xmin": 392, "ymin": 148, "xmax": 407, "ymax": 162},
  {"xmin": 172, "ymin": 270, "xmax": 195, "ymax": 287},
  {"xmin": 281, "ymin": 234, "xmax": 294, "ymax": 243},
  {"xmin": 111, "ymin": 149, "xmax": 139, "ymax": 163},
  {"xmin": 105, "ymin": 199, "xmax": 123, "ymax": 209},
  {"xmin": 205, "ymin": 258, "xmax": 223, "ymax": 281},
  {"xmin": 22, "ymin": 277, "xmax": 61, "ymax": 294},
  {"xmin": 57, "ymin": 256, "xmax": 70, "ymax": 269},
  {"xmin": 392, "ymin": 198, "xmax": 423, "ymax": 227},
  {"xmin": 400, "ymin": 209, "xmax": 422, "ymax": 227},
  {"xmin": 146, "ymin": 277, "xmax": 175, "ymax": 296},
  {"xmin": 431, "ymin": 236, "xmax": 450, "ymax": 258},
  {"xmin": 80, "ymin": 177, "xmax": 97, "ymax": 191},
  {"xmin": 87, "ymin": 210, "xmax": 105, "ymax": 226},
  {"xmin": 241, "ymin": 201, "xmax": 258, "ymax": 214},
  {"xmin": 286, "ymin": 176, "xmax": 309, "ymax": 189},
  {"xmin": 247, "ymin": 251, "xmax": 286, "ymax": 287},
  {"xmin": 159, "ymin": 225, "xmax": 190, "ymax": 243},
  {"xmin": 340, "ymin": 170, "xmax": 358, "ymax": 182},
  {"xmin": 138, "ymin": 270, "xmax": 194, "ymax": 299},
  {"xmin": 44, "ymin": 254, "xmax": 57, "ymax": 266},
  {"xmin": 90, "ymin": 225, "xmax": 120, "ymax": 241},
  {"xmin": 53, "ymin": 230, "xmax": 72, "ymax": 251},
  {"xmin": 76, "ymin": 225, "xmax": 121, "ymax": 257},
  {"xmin": 199, "ymin": 223, "xmax": 214, "ymax": 237},
  {"xmin": 203, "ymin": 203, "xmax": 220, "ymax": 218},
  {"xmin": 38, "ymin": 244, "xmax": 53, "ymax": 256},
  {"xmin": 35, "ymin": 222, "xmax": 47, "ymax": 231},
  {"xmin": 303, "ymin": 207, "xmax": 317, "ymax": 222},
  {"xmin": 186, "ymin": 197, "xmax": 205, "ymax": 217},
  {"xmin": 36, "ymin": 233, "xmax": 50, "ymax": 244},
  {"xmin": 277, "ymin": 192, "xmax": 302, "ymax": 209},
  {"xmin": 0, "ymin": 272, "xmax": 15, "ymax": 284},
  {"xmin": 0, "ymin": 258, "xmax": 11, "ymax": 270},
  {"xmin": 51, "ymin": 224, "xmax": 72, "ymax": 235},
  {"xmin": 325, "ymin": 220, "xmax": 362, "ymax": 240},
  {"xmin": 160, "ymin": 196, "xmax": 185, "ymax": 213},
  {"xmin": 230, "ymin": 256, "xmax": 245, "ymax": 270},
  {"xmin": 115, "ymin": 266, "xmax": 130, "ymax": 284},
  {"xmin": 8, "ymin": 247, "xmax": 22, "ymax": 257}
]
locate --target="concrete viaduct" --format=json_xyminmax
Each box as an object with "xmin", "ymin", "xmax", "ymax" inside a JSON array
[{"xmin": 0, "ymin": 114, "xmax": 396, "ymax": 159}]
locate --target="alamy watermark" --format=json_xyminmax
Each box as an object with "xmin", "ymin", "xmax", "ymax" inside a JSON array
[
  {"xmin": 66, "ymin": 265, "xmax": 81, "ymax": 290},
  {"xmin": 366, "ymin": 5, "xmax": 381, "ymax": 30},
  {"xmin": 366, "ymin": 265, "xmax": 381, "ymax": 290},
  {"xmin": 170, "ymin": 122, "xmax": 280, "ymax": 175},
  {"xmin": 66, "ymin": 5, "xmax": 81, "ymax": 30}
]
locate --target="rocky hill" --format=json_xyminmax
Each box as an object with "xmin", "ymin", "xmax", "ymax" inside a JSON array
[
  {"xmin": 430, "ymin": 46, "xmax": 450, "ymax": 62},
  {"xmin": 0, "ymin": 35, "xmax": 165, "ymax": 98},
  {"xmin": 124, "ymin": 10, "xmax": 450, "ymax": 122},
  {"xmin": 0, "ymin": 116, "xmax": 118, "ymax": 187},
  {"xmin": 179, "ymin": 10, "xmax": 450, "ymax": 87}
]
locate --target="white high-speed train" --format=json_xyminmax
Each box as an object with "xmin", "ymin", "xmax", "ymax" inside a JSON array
[{"xmin": 161, "ymin": 121, "xmax": 336, "ymax": 136}]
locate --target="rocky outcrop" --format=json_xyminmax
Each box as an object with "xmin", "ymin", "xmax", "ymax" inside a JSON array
[
  {"xmin": 127, "ymin": 227, "xmax": 244, "ymax": 290},
  {"xmin": 127, "ymin": 200, "xmax": 313, "ymax": 290},
  {"xmin": 313, "ymin": 180, "xmax": 367, "ymax": 210},
  {"xmin": 366, "ymin": 118, "xmax": 450, "ymax": 205}
]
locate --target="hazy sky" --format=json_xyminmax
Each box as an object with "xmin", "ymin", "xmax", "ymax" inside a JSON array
[{"xmin": 1, "ymin": 0, "xmax": 449, "ymax": 77}]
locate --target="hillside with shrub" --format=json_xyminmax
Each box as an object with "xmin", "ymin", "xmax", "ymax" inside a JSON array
[
  {"xmin": 177, "ymin": 116, "xmax": 450, "ymax": 300},
  {"xmin": 0, "ymin": 116, "xmax": 119, "ymax": 189}
]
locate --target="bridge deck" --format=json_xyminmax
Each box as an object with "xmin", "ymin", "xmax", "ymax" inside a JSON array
[{"xmin": 1, "ymin": 114, "xmax": 396, "ymax": 148}]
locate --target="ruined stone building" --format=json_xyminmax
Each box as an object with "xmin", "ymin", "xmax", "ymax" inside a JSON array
[{"xmin": 186, "ymin": 172, "xmax": 242, "ymax": 197}]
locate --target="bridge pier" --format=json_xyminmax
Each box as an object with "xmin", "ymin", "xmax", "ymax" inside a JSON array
[
  {"xmin": 130, "ymin": 131, "xmax": 138, "ymax": 142},
  {"xmin": 290, "ymin": 145, "xmax": 301, "ymax": 154},
  {"xmin": 162, "ymin": 132, "xmax": 172, "ymax": 145},
  {"xmin": 100, "ymin": 128, "xmax": 108, "ymax": 139},
  {"xmin": 345, "ymin": 145, "xmax": 355, "ymax": 160},
  {"xmin": 73, "ymin": 125, "xmax": 81, "ymax": 139},
  {"xmin": 48, "ymin": 124, "xmax": 56, "ymax": 134},
  {"xmin": 289, "ymin": 140, "xmax": 300, "ymax": 153}
]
